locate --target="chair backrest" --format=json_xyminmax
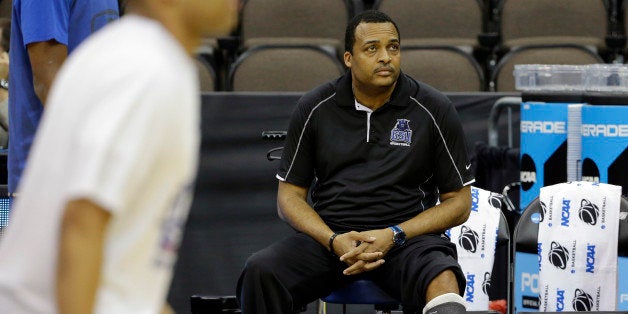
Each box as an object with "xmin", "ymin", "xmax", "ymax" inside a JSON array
[
  {"xmin": 228, "ymin": 45, "xmax": 345, "ymax": 92},
  {"xmin": 499, "ymin": 0, "xmax": 608, "ymax": 48},
  {"xmin": 194, "ymin": 56, "xmax": 216, "ymax": 92},
  {"xmin": 240, "ymin": 0, "xmax": 349, "ymax": 51},
  {"xmin": 401, "ymin": 46, "xmax": 485, "ymax": 91},
  {"xmin": 512, "ymin": 195, "xmax": 628, "ymax": 313},
  {"xmin": 375, "ymin": 0, "xmax": 484, "ymax": 49},
  {"xmin": 492, "ymin": 205, "xmax": 512, "ymax": 310},
  {"xmin": 491, "ymin": 45, "xmax": 603, "ymax": 92}
]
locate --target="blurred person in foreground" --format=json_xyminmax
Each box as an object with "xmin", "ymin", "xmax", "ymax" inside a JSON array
[
  {"xmin": 238, "ymin": 10, "xmax": 473, "ymax": 314},
  {"xmin": 0, "ymin": 0, "xmax": 237, "ymax": 313}
]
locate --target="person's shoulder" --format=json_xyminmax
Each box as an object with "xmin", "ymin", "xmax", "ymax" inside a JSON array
[{"xmin": 56, "ymin": 17, "xmax": 193, "ymax": 101}]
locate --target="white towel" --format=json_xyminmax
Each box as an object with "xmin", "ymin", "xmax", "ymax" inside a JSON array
[
  {"xmin": 538, "ymin": 181, "xmax": 621, "ymax": 312},
  {"xmin": 447, "ymin": 186, "xmax": 501, "ymax": 310}
]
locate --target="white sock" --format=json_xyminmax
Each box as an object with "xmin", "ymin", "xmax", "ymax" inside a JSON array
[{"xmin": 422, "ymin": 293, "xmax": 466, "ymax": 314}]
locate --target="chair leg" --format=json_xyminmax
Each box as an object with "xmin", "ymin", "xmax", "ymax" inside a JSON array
[{"xmin": 317, "ymin": 300, "xmax": 325, "ymax": 314}]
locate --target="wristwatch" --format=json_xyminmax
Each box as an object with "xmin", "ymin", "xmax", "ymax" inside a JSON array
[{"xmin": 389, "ymin": 225, "xmax": 406, "ymax": 247}]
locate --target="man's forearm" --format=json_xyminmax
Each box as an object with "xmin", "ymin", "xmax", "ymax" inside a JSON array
[
  {"xmin": 57, "ymin": 199, "xmax": 110, "ymax": 314},
  {"xmin": 398, "ymin": 185, "xmax": 471, "ymax": 240},
  {"xmin": 27, "ymin": 40, "xmax": 68, "ymax": 105},
  {"xmin": 277, "ymin": 182, "xmax": 334, "ymax": 248}
]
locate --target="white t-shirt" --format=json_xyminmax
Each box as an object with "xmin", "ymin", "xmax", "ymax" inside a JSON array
[{"xmin": 0, "ymin": 15, "xmax": 199, "ymax": 314}]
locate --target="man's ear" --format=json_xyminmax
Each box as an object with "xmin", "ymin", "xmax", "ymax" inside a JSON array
[{"xmin": 343, "ymin": 51, "xmax": 352, "ymax": 68}]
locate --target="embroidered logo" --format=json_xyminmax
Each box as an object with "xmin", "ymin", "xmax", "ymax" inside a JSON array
[{"xmin": 390, "ymin": 119, "xmax": 412, "ymax": 146}]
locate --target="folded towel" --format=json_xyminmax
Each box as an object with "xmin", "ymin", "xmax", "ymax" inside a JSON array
[
  {"xmin": 538, "ymin": 181, "xmax": 621, "ymax": 311},
  {"xmin": 447, "ymin": 186, "xmax": 501, "ymax": 310}
]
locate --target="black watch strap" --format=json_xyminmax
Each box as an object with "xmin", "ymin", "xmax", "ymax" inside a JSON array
[{"xmin": 329, "ymin": 232, "xmax": 339, "ymax": 256}]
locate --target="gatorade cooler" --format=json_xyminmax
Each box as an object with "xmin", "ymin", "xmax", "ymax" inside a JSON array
[
  {"xmin": 580, "ymin": 102, "xmax": 628, "ymax": 197},
  {"xmin": 580, "ymin": 101, "xmax": 628, "ymax": 311},
  {"xmin": 520, "ymin": 101, "xmax": 570, "ymax": 211}
]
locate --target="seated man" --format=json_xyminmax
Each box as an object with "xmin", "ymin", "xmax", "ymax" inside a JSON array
[{"xmin": 237, "ymin": 10, "xmax": 474, "ymax": 314}]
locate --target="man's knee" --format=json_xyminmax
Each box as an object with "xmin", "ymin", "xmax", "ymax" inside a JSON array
[{"xmin": 243, "ymin": 249, "xmax": 277, "ymax": 277}]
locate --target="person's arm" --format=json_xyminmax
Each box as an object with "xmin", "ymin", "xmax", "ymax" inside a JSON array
[
  {"xmin": 277, "ymin": 181, "xmax": 382, "ymax": 266},
  {"xmin": 56, "ymin": 198, "xmax": 111, "ymax": 314},
  {"xmin": 399, "ymin": 185, "xmax": 471, "ymax": 238},
  {"xmin": 27, "ymin": 40, "xmax": 67, "ymax": 105},
  {"xmin": 341, "ymin": 185, "xmax": 472, "ymax": 275}
]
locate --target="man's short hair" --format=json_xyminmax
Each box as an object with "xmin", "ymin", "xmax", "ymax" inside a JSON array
[{"xmin": 344, "ymin": 10, "xmax": 400, "ymax": 53}]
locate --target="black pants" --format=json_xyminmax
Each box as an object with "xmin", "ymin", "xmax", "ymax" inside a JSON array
[{"xmin": 236, "ymin": 232, "xmax": 465, "ymax": 314}]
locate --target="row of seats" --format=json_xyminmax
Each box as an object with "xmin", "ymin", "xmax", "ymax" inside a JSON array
[{"xmin": 194, "ymin": 0, "xmax": 628, "ymax": 92}]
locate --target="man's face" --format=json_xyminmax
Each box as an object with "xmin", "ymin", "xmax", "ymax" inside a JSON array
[
  {"xmin": 344, "ymin": 22, "xmax": 400, "ymax": 90},
  {"xmin": 183, "ymin": 0, "xmax": 239, "ymax": 37}
]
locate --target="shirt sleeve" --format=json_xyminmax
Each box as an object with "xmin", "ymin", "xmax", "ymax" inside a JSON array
[
  {"xmin": 276, "ymin": 100, "xmax": 316, "ymax": 188},
  {"xmin": 20, "ymin": 0, "xmax": 70, "ymax": 47},
  {"xmin": 432, "ymin": 99, "xmax": 475, "ymax": 193}
]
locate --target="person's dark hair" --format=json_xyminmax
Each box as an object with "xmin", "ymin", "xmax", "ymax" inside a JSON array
[
  {"xmin": 118, "ymin": 0, "xmax": 127, "ymax": 16},
  {"xmin": 344, "ymin": 10, "xmax": 400, "ymax": 53},
  {"xmin": 0, "ymin": 18, "xmax": 10, "ymax": 53}
]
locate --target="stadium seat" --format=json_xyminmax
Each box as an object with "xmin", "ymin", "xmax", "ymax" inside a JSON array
[
  {"xmin": 320, "ymin": 279, "xmax": 400, "ymax": 314},
  {"xmin": 374, "ymin": 0, "xmax": 485, "ymax": 53},
  {"xmin": 227, "ymin": 45, "xmax": 345, "ymax": 92},
  {"xmin": 490, "ymin": 44, "xmax": 603, "ymax": 92},
  {"xmin": 401, "ymin": 46, "xmax": 485, "ymax": 91},
  {"xmin": 194, "ymin": 56, "xmax": 216, "ymax": 92},
  {"xmin": 239, "ymin": 0, "xmax": 351, "ymax": 54},
  {"xmin": 498, "ymin": 0, "xmax": 608, "ymax": 50}
]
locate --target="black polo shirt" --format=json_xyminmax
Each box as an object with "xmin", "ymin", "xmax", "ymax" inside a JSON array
[{"xmin": 277, "ymin": 71, "xmax": 475, "ymax": 231}]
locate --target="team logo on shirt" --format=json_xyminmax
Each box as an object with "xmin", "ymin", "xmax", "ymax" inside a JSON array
[{"xmin": 390, "ymin": 119, "xmax": 412, "ymax": 146}]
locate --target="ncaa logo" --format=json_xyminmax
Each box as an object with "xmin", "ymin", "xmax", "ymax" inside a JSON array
[
  {"xmin": 482, "ymin": 272, "xmax": 491, "ymax": 295},
  {"xmin": 465, "ymin": 273, "xmax": 476, "ymax": 303},
  {"xmin": 578, "ymin": 199, "xmax": 600, "ymax": 225},
  {"xmin": 539, "ymin": 201, "xmax": 547, "ymax": 222},
  {"xmin": 572, "ymin": 289, "xmax": 594, "ymax": 311},
  {"xmin": 458, "ymin": 225, "xmax": 480, "ymax": 253},
  {"xmin": 548, "ymin": 241, "xmax": 569, "ymax": 270},
  {"xmin": 471, "ymin": 187, "xmax": 480, "ymax": 212},
  {"xmin": 520, "ymin": 154, "xmax": 536, "ymax": 191},
  {"xmin": 488, "ymin": 193, "xmax": 502, "ymax": 209}
]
